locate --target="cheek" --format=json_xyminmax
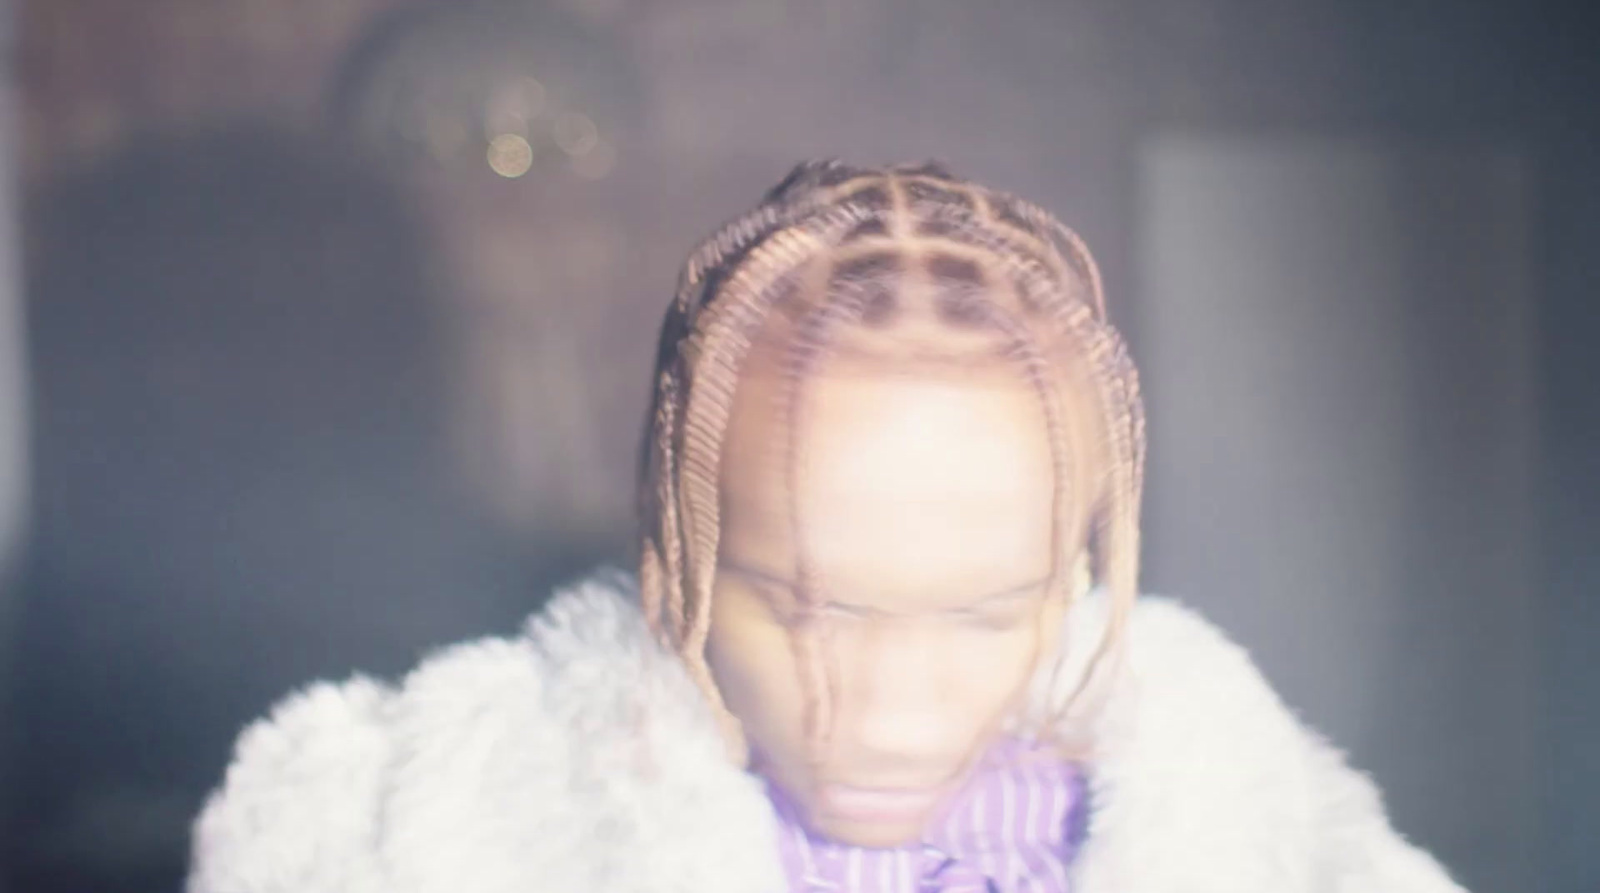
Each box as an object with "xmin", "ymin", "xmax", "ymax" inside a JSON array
[
  {"xmin": 704, "ymin": 590, "xmax": 809, "ymax": 760},
  {"xmin": 957, "ymin": 629, "xmax": 1042, "ymax": 701}
]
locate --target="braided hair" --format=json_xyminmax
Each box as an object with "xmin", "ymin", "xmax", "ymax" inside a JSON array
[{"xmin": 637, "ymin": 159, "xmax": 1146, "ymax": 759}]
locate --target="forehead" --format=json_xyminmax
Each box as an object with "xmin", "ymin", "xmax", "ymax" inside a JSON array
[{"xmin": 718, "ymin": 359, "xmax": 1059, "ymax": 609}]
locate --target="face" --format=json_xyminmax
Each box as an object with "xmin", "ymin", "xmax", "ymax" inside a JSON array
[{"xmin": 708, "ymin": 349, "xmax": 1071, "ymax": 848}]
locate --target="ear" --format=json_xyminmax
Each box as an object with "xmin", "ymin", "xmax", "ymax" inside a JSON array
[
  {"xmin": 718, "ymin": 701, "xmax": 751, "ymax": 768},
  {"xmin": 1045, "ymin": 547, "xmax": 1094, "ymax": 606},
  {"xmin": 1070, "ymin": 548, "xmax": 1093, "ymax": 604},
  {"xmin": 695, "ymin": 629, "xmax": 752, "ymax": 768}
]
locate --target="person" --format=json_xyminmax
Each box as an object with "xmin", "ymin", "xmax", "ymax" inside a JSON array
[{"xmin": 186, "ymin": 161, "xmax": 1466, "ymax": 893}]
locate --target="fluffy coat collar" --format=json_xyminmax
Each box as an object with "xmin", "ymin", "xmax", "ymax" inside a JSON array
[{"xmin": 188, "ymin": 571, "xmax": 1465, "ymax": 893}]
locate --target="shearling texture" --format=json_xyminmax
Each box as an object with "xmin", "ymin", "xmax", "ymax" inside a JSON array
[{"xmin": 188, "ymin": 571, "xmax": 1466, "ymax": 893}]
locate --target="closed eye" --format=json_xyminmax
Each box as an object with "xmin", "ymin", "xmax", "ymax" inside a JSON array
[
  {"xmin": 819, "ymin": 602, "xmax": 879, "ymax": 621},
  {"xmin": 719, "ymin": 561, "xmax": 1047, "ymax": 630},
  {"xmin": 951, "ymin": 604, "xmax": 1032, "ymax": 630},
  {"xmin": 950, "ymin": 587, "xmax": 1045, "ymax": 630}
]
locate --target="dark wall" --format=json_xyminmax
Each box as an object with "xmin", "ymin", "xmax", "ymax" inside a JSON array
[
  {"xmin": 8, "ymin": 129, "xmax": 571, "ymax": 892},
  {"xmin": 1538, "ymin": 72, "xmax": 1600, "ymax": 893}
]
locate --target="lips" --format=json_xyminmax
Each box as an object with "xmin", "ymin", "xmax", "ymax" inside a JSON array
[{"xmin": 817, "ymin": 783, "xmax": 949, "ymax": 823}]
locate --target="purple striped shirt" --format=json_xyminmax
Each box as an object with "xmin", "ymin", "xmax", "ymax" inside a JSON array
[{"xmin": 762, "ymin": 740, "xmax": 1089, "ymax": 893}]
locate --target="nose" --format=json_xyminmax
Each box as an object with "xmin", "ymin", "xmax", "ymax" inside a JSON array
[{"xmin": 834, "ymin": 625, "xmax": 968, "ymax": 771}]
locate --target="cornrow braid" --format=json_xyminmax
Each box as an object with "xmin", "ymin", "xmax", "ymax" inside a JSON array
[{"xmin": 637, "ymin": 160, "xmax": 1146, "ymax": 762}]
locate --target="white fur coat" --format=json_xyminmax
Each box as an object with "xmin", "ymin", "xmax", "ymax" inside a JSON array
[{"xmin": 187, "ymin": 571, "xmax": 1466, "ymax": 893}]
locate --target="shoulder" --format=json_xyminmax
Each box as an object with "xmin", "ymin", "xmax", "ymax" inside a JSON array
[
  {"xmin": 189, "ymin": 674, "xmax": 397, "ymax": 893},
  {"xmin": 1122, "ymin": 596, "xmax": 1310, "ymax": 747},
  {"xmin": 1056, "ymin": 595, "xmax": 1319, "ymax": 889},
  {"xmin": 1059, "ymin": 595, "xmax": 1464, "ymax": 893},
  {"xmin": 188, "ymin": 571, "xmax": 779, "ymax": 893},
  {"xmin": 1045, "ymin": 592, "xmax": 1309, "ymax": 756},
  {"xmin": 185, "ymin": 582, "xmax": 579, "ymax": 893}
]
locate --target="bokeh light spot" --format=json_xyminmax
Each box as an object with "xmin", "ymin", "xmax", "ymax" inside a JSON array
[
  {"xmin": 553, "ymin": 112, "xmax": 599, "ymax": 157},
  {"xmin": 487, "ymin": 133, "xmax": 534, "ymax": 178}
]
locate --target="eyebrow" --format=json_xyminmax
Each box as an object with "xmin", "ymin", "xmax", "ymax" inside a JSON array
[{"xmin": 717, "ymin": 560, "xmax": 1050, "ymax": 610}]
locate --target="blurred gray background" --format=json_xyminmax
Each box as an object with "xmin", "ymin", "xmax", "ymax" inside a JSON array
[{"xmin": 0, "ymin": 1, "xmax": 1596, "ymax": 891}]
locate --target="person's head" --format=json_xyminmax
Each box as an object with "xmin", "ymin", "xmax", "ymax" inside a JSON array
[{"xmin": 638, "ymin": 161, "xmax": 1144, "ymax": 847}]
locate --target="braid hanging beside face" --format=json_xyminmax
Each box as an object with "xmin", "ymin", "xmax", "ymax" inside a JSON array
[{"xmin": 637, "ymin": 160, "xmax": 1146, "ymax": 761}]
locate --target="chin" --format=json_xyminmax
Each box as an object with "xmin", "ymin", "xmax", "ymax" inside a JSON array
[{"xmin": 807, "ymin": 813, "xmax": 933, "ymax": 849}]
